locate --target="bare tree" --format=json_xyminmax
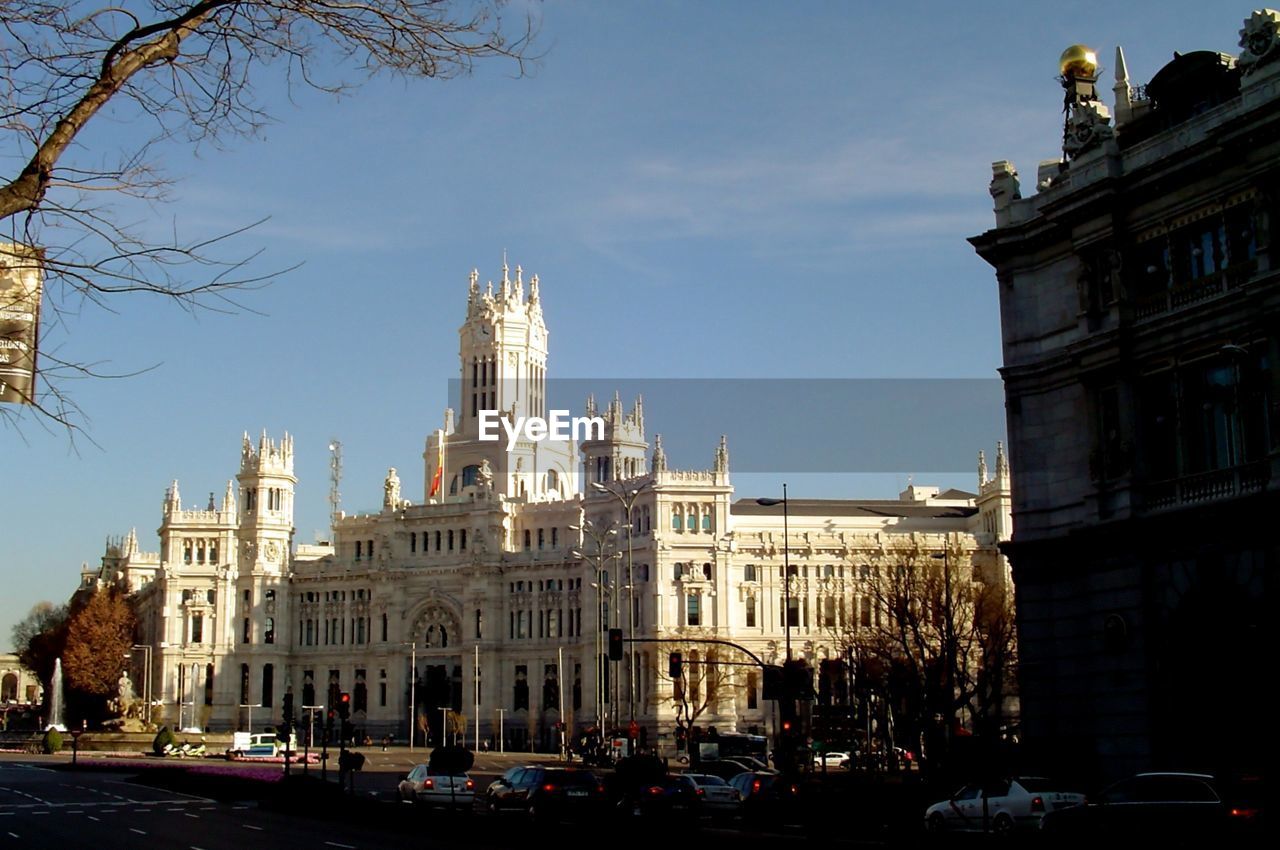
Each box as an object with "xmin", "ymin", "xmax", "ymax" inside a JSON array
[
  {"xmin": 826, "ymin": 540, "xmax": 1017, "ymax": 768},
  {"xmin": 1, "ymin": 1, "xmax": 536, "ymax": 429},
  {"xmin": 670, "ymin": 643, "xmax": 744, "ymax": 739}
]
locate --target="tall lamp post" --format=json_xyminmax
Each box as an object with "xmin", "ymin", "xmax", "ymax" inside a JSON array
[
  {"xmin": 571, "ymin": 521, "xmax": 618, "ymax": 732},
  {"xmin": 590, "ymin": 478, "xmax": 653, "ymax": 731},
  {"xmin": 401, "ymin": 641, "xmax": 417, "ymax": 750},
  {"xmin": 757, "ymin": 484, "xmax": 791, "ymax": 660},
  {"xmin": 931, "ymin": 544, "xmax": 956, "ymax": 754},
  {"xmin": 124, "ymin": 644, "xmax": 153, "ymax": 725}
]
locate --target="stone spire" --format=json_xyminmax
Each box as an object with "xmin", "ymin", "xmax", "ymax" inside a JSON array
[
  {"xmin": 652, "ymin": 434, "xmax": 667, "ymax": 474},
  {"xmin": 995, "ymin": 440, "xmax": 1010, "ymax": 482},
  {"xmin": 125, "ymin": 528, "xmax": 138, "ymax": 556},
  {"xmin": 529, "ymin": 273, "xmax": 540, "ymax": 305},
  {"xmin": 714, "ymin": 435, "xmax": 729, "ymax": 474},
  {"xmin": 223, "ymin": 479, "xmax": 236, "ymax": 513},
  {"xmin": 1113, "ymin": 45, "xmax": 1133, "ymax": 125},
  {"xmin": 165, "ymin": 479, "xmax": 181, "ymax": 512},
  {"xmin": 585, "ymin": 393, "xmax": 597, "ymax": 420},
  {"xmin": 978, "ymin": 449, "xmax": 988, "ymax": 487}
]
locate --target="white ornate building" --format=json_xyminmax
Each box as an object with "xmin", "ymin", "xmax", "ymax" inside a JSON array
[{"xmin": 83, "ymin": 262, "xmax": 1012, "ymax": 752}]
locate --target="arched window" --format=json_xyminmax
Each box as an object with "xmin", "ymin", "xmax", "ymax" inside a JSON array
[
  {"xmin": 264, "ymin": 617, "xmax": 275, "ymax": 644},
  {"xmin": 672, "ymin": 507, "xmax": 681, "ymax": 531},
  {"xmin": 547, "ymin": 469, "xmax": 559, "ymax": 493},
  {"xmin": 462, "ymin": 464, "xmax": 480, "ymax": 487},
  {"xmin": 702, "ymin": 513, "xmax": 712, "ymax": 532},
  {"xmin": 449, "ymin": 475, "xmax": 459, "ymax": 495},
  {"xmin": 702, "ymin": 562, "xmax": 713, "ymax": 580},
  {"xmin": 262, "ymin": 663, "xmax": 274, "ymax": 708},
  {"xmin": 686, "ymin": 512, "xmax": 696, "ymax": 531}
]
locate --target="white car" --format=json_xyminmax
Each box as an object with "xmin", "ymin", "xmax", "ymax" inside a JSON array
[
  {"xmin": 684, "ymin": 773, "xmax": 742, "ymax": 817},
  {"xmin": 398, "ymin": 764, "xmax": 476, "ymax": 810},
  {"xmin": 812, "ymin": 751, "xmax": 850, "ymax": 770},
  {"xmin": 924, "ymin": 777, "xmax": 1085, "ymax": 835}
]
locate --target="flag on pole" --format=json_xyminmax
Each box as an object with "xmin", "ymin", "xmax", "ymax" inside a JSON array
[{"xmin": 429, "ymin": 430, "xmax": 445, "ymax": 498}]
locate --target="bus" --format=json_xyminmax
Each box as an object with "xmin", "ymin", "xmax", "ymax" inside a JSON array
[{"xmin": 691, "ymin": 731, "xmax": 768, "ymax": 767}]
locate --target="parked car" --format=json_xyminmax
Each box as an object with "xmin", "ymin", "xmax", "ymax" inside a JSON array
[
  {"xmin": 1039, "ymin": 772, "xmax": 1264, "ymax": 846},
  {"xmin": 727, "ymin": 770, "xmax": 802, "ymax": 824},
  {"xmin": 685, "ymin": 773, "xmax": 742, "ymax": 819},
  {"xmin": 813, "ymin": 751, "xmax": 851, "ymax": 770},
  {"xmin": 398, "ymin": 763, "xmax": 476, "ymax": 810},
  {"xmin": 485, "ymin": 765, "xmax": 607, "ymax": 822},
  {"xmin": 692, "ymin": 758, "xmax": 759, "ymax": 782},
  {"xmin": 925, "ymin": 777, "xmax": 1085, "ymax": 835}
]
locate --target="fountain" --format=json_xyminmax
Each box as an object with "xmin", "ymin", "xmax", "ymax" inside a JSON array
[{"xmin": 45, "ymin": 657, "xmax": 66, "ymax": 731}]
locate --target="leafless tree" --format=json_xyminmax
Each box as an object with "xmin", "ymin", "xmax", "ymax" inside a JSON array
[
  {"xmin": 1, "ymin": 1, "xmax": 537, "ymax": 431},
  {"xmin": 826, "ymin": 540, "xmax": 1017, "ymax": 766},
  {"xmin": 670, "ymin": 643, "xmax": 745, "ymax": 737}
]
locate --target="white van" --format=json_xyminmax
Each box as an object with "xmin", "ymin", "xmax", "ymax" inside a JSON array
[{"xmin": 229, "ymin": 731, "xmax": 296, "ymax": 757}]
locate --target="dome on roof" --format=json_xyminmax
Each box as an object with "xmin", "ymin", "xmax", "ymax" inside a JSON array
[{"xmin": 1060, "ymin": 44, "xmax": 1099, "ymax": 78}]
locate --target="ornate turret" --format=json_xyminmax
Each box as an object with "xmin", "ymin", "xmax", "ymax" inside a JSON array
[
  {"xmin": 581, "ymin": 392, "xmax": 648, "ymax": 485},
  {"xmin": 1059, "ymin": 43, "xmax": 1114, "ymax": 160},
  {"xmin": 714, "ymin": 435, "xmax": 729, "ymax": 474},
  {"xmin": 652, "ymin": 434, "xmax": 667, "ymax": 474}
]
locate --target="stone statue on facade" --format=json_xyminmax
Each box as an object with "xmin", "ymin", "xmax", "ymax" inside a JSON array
[
  {"xmin": 478, "ymin": 459, "xmax": 494, "ymax": 489},
  {"xmin": 384, "ymin": 467, "xmax": 401, "ymax": 509}
]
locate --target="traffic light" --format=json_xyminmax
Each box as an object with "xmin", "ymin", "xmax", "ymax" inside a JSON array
[
  {"xmin": 668, "ymin": 652, "xmax": 682, "ymax": 679},
  {"xmin": 338, "ymin": 691, "xmax": 351, "ymax": 720},
  {"xmin": 608, "ymin": 628, "xmax": 623, "ymax": 661}
]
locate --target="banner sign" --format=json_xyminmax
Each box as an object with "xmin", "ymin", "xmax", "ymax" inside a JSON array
[{"xmin": 0, "ymin": 243, "xmax": 41, "ymax": 405}]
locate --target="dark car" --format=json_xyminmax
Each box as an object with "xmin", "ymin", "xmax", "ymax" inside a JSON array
[
  {"xmin": 1039, "ymin": 772, "xmax": 1264, "ymax": 847},
  {"xmin": 484, "ymin": 765, "xmax": 607, "ymax": 822},
  {"xmin": 727, "ymin": 770, "xmax": 802, "ymax": 824},
  {"xmin": 627, "ymin": 773, "xmax": 701, "ymax": 820}
]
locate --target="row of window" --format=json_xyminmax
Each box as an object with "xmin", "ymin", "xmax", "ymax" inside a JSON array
[
  {"xmin": 181, "ymin": 539, "xmax": 220, "ymax": 565},
  {"xmin": 399, "ymin": 528, "xmax": 469, "ymax": 557},
  {"xmin": 299, "ymin": 616, "xmax": 378, "ymax": 647},
  {"xmin": 670, "ymin": 504, "xmax": 714, "ymax": 533},
  {"xmin": 521, "ymin": 527, "xmax": 561, "ymax": 550},
  {"xmin": 509, "ymin": 578, "xmax": 583, "ymax": 593},
  {"xmin": 509, "ymin": 608, "xmax": 583, "ymax": 640},
  {"xmin": 298, "ymin": 588, "xmax": 367, "ymax": 603},
  {"xmin": 243, "ymin": 486, "xmax": 288, "ymax": 514}
]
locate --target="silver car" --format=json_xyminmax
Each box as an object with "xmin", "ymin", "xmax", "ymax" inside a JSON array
[
  {"xmin": 398, "ymin": 763, "xmax": 476, "ymax": 810},
  {"xmin": 925, "ymin": 777, "xmax": 1085, "ymax": 835},
  {"xmin": 684, "ymin": 773, "xmax": 742, "ymax": 817}
]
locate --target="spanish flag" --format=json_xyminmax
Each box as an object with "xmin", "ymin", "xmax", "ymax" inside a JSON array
[{"xmin": 428, "ymin": 430, "xmax": 444, "ymax": 498}]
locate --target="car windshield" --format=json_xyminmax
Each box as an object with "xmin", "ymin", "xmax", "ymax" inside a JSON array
[{"xmin": 688, "ymin": 774, "xmax": 727, "ymax": 786}]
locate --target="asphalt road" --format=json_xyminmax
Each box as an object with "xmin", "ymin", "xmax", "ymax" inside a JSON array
[{"xmin": 1, "ymin": 752, "xmax": 886, "ymax": 848}]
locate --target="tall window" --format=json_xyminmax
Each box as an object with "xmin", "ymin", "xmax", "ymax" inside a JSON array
[
  {"xmin": 687, "ymin": 594, "xmax": 701, "ymax": 627},
  {"xmin": 745, "ymin": 597, "xmax": 756, "ymax": 628},
  {"xmin": 261, "ymin": 664, "xmax": 274, "ymax": 708},
  {"xmin": 264, "ymin": 617, "xmax": 275, "ymax": 644},
  {"xmin": 191, "ymin": 613, "xmax": 203, "ymax": 644},
  {"xmin": 744, "ymin": 564, "xmax": 757, "ymax": 582},
  {"xmin": 240, "ymin": 664, "xmax": 250, "ymax": 705}
]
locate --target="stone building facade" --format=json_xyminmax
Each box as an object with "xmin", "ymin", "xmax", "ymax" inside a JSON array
[
  {"xmin": 971, "ymin": 12, "xmax": 1277, "ymax": 781},
  {"xmin": 83, "ymin": 263, "xmax": 1011, "ymax": 753}
]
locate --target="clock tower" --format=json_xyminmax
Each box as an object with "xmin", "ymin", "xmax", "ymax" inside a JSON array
[{"xmin": 423, "ymin": 260, "xmax": 577, "ymax": 503}]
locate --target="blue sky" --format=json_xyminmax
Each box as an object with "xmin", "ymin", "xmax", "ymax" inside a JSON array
[{"xmin": 0, "ymin": 0, "xmax": 1245, "ymax": 647}]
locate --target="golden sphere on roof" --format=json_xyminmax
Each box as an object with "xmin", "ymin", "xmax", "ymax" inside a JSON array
[{"xmin": 1059, "ymin": 44, "xmax": 1099, "ymax": 77}]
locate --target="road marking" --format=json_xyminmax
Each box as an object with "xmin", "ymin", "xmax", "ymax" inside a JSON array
[
  {"xmin": 87, "ymin": 816, "xmax": 99, "ymax": 822},
  {"xmin": 201, "ymin": 806, "xmax": 215, "ymax": 811},
  {"xmin": 243, "ymin": 825, "xmax": 263, "ymax": 831},
  {"xmin": 29, "ymin": 812, "xmax": 47, "ymax": 816},
  {"xmin": 184, "ymin": 813, "xmax": 199, "ymax": 819},
  {"xmin": 325, "ymin": 843, "xmax": 356, "ymax": 849},
  {"xmin": 7, "ymin": 832, "xmax": 18, "ymax": 839},
  {"xmin": 129, "ymin": 828, "xmax": 146, "ymax": 835}
]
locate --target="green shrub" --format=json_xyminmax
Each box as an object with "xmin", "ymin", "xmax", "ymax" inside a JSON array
[
  {"xmin": 42, "ymin": 729, "xmax": 63, "ymax": 753},
  {"xmin": 152, "ymin": 725, "xmax": 177, "ymax": 755}
]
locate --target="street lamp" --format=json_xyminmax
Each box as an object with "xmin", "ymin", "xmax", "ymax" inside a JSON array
[
  {"xmin": 401, "ymin": 641, "xmax": 417, "ymax": 750},
  {"xmin": 757, "ymin": 484, "xmax": 791, "ymax": 660},
  {"xmin": 572, "ymin": 521, "xmax": 619, "ymax": 733},
  {"xmin": 590, "ymin": 478, "xmax": 654, "ymax": 734},
  {"xmin": 123, "ymin": 644, "xmax": 153, "ymax": 725},
  {"xmin": 931, "ymin": 544, "xmax": 956, "ymax": 754}
]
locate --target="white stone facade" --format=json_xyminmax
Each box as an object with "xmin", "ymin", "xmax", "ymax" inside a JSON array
[{"xmin": 87, "ymin": 262, "xmax": 1011, "ymax": 752}]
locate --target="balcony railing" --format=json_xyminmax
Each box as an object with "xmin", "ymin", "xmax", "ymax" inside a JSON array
[
  {"xmin": 1131, "ymin": 260, "xmax": 1258, "ymax": 320},
  {"xmin": 1141, "ymin": 461, "xmax": 1269, "ymax": 511}
]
